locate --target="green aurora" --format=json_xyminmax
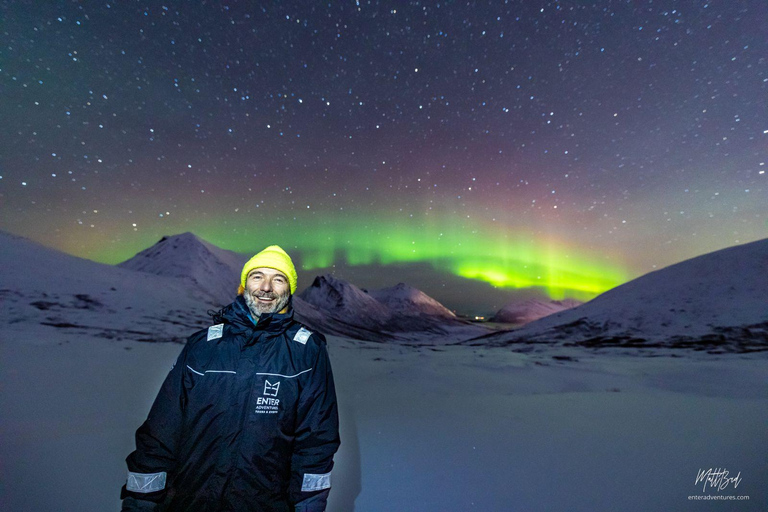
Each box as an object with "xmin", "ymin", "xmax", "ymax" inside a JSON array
[{"xmin": 185, "ymin": 214, "xmax": 629, "ymax": 301}]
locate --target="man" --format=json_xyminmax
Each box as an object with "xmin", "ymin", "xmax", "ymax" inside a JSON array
[{"xmin": 121, "ymin": 245, "xmax": 340, "ymax": 512}]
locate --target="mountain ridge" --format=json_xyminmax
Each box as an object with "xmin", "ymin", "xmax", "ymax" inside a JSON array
[
  {"xmin": 472, "ymin": 238, "xmax": 768, "ymax": 353},
  {"xmin": 296, "ymin": 275, "xmax": 488, "ymax": 343}
]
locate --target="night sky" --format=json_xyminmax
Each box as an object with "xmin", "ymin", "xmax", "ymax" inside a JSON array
[{"xmin": 2, "ymin": 1, "xmax": 766, "ymax": 303}]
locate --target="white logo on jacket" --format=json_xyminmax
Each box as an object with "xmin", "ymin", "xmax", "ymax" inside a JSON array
[
  {"xmin": 256, "ymin": 380, "xmax": 281, "ymax": 414},
  {"xmin": 263, "ymin": 380, "xmax": 280, "ymax": 397}
]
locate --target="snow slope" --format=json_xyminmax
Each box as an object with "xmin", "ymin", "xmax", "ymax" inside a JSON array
[
  {"xmin": 0, "ymin": 231, "xmax": 218, "ymax": 343},
  {"xmin": 476, "ymin": 238, "xmax": 768, "ymax": 352},
  {"xmin": 118, "ymin": 232, "xmax": 247, "ymax": 307}
]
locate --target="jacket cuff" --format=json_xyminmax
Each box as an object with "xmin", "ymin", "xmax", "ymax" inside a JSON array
[
  {"xmin": 120, "ymin": 484, "xmax": 165, "ymax": 503},
  {"xmin": 121, "ymin": 496, "xmax": 160, "ymax": 511},
  {"xmin": 294, "ymin": 488, "xmax": 330, "ymax": 512}
]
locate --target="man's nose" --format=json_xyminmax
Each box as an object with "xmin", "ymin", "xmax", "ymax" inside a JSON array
[{"xmin": 259, "ymin": 278, "xmax": 272, "ymax": 292}]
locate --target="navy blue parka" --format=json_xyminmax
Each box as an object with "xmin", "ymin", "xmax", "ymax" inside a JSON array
[{"xmin": 121, "ymin": 296, "xmax": 340, "ymax": 511}]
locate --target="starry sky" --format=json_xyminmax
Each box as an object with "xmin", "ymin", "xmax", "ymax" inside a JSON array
[{"xmin": 1, "ymin": 0, "xmax": 766, "ymax": 305}]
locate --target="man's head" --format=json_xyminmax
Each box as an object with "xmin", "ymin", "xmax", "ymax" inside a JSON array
[{"xmin": 239, "ymin": 245, "xmax": 297, "ymax": 318}]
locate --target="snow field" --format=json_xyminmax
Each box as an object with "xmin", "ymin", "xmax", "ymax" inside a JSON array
[{"xmin": 2, "ymin": 332, "xmax": 766, "ymax": 511}]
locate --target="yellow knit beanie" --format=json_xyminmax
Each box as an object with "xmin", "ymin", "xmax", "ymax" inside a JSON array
[{"xmin": 239, "ymin": 245, "xmax": 298, "ymax": 294}]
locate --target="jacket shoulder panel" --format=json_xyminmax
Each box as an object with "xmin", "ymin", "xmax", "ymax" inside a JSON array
[
  {"xmin": 287, "ymin": 322, "xmax": 327, "ymax": 348},
  {"xmin": 184, "ymin": 322, "xmax": 239, "ymax": 356}
]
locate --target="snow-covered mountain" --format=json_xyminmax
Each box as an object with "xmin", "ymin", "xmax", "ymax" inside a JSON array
[
  {"xmin": 366, "ymin": 282, "xmax": 457, "ymax": 319},
  {"xmin": 296, "ymin": 275, "xmax": 488, "ymax": 343},
  {"xmin": 115, "ymin": 234, "xmax": 485, "ymax": 341},
  {"xmin": 473, "ymin": 238, "xmax": 768, "ymax": 353},
  {"xmin": 118, "ymin": 232, "xmax": 247, "ymax": 306},
  {"xmin": 0, "ymin": 231, "xmax": 219, "ymax": 342},
  {"xmin": 0, "ymin": 231, "xmax": 487, "ymax": 344},
  {"xmin": 10, "ymin": 230, "xmax": 764, "ymax": 351},
  {"xmin": 298, "ymin": 275, "xmax": 392, "ymax": 325},
  {"xmin": 490, "ymin": 298, "xmax": 582, "ymax": 325}
]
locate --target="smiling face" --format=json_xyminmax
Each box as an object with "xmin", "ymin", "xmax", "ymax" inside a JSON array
[{"xmin": 243, "ymin": 267, "xmax": 292, "ymax": 318}]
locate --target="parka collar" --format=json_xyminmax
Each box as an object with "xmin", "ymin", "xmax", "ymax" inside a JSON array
[{"xmin": 214, "ymin": 295, "xmax": 295, "ymax": 341}]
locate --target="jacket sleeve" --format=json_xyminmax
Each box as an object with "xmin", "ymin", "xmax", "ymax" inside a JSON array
[
  {"xmin": 289, "ymin": 334, "xmax": 341, "ymax": 509},
  {"xmin": 120, "ymin": 342, "xmax": 191, "ymax": 508}
]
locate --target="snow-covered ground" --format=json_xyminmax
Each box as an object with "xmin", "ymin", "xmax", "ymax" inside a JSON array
[{"xmin": 2, "ymin": 328, "xmax": 766, "ymax": 512}]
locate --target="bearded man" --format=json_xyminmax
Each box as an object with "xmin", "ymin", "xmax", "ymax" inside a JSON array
[{"xmin": 121, "ymin": 245, "xmax": 340, "ymax": 512}]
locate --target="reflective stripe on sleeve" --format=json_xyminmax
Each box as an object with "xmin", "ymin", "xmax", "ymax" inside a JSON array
[
  {"xmin": 126, "ymin": 471, "xmax": 167, "ymax": 493},
  {"xmin": 301, "ymin": 471, "xmax": 331, "ymax": 492}
]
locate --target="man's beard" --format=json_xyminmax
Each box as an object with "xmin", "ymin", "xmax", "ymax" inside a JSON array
[{"xmin": 243, "ymin": 289, "xmax": 291, "ymax": 318}]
